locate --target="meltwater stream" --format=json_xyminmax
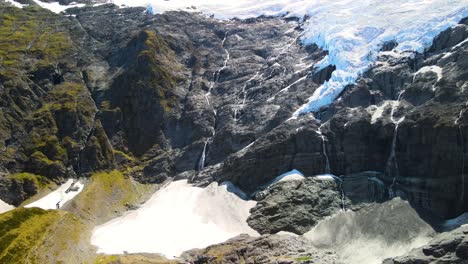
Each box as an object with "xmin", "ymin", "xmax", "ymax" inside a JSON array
[{"xmin": 198, "ymin": 31, "xmax": 231, "ymax": 171}]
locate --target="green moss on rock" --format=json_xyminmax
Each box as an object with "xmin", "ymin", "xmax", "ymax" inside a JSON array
[
  {"xmin": 8, "ymin": 172, "xmax": 50, "ymax": 189},
  {"xmin": 0, "ymin": 5, "xmax": 73, "ymax": 79}
]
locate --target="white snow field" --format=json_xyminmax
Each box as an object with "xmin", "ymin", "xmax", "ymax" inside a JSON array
[
  {"xmin": 91, "ymin": 180, "xmax": 258, "ymax": 258},
  {"xmin": 25, "ymin": 179, "xmax": 84, "ymax": 210},
  {"xmin": 0, "ymin": 199, "xmax": 14, "ymax": 214}
]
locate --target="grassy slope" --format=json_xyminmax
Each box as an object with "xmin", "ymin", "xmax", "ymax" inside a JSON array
[
  {"xmin": 0, "ymin": 207, "xmax": 93, "ymax": 264},
  {"xmin": 66, "ymin": 170, "xmax": 155, "ymax": 224}
]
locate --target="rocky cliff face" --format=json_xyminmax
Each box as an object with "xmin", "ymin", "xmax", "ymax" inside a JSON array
[
  {"xmin": 0, "ymin": 1, "xmax": 467, "ymax": 261},
  {"xmin": 1, "ymin": 0, "xmax": 467, "ymax": 217}
]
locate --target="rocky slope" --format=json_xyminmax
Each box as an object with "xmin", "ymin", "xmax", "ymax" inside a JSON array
[
  {"xmin": 385, "ymin": 224, "xmax": 468, "ymax": 264},
  {"xmin": 0, "ymin": 0, "xmax": 467, "ymax": 263}
]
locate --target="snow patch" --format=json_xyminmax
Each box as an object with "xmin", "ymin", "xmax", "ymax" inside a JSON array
[
  {"xmin": 91, "ymin": 180, "xmax": 257, "ymax": 258},
  {"xmin": 369, "ymin": 101, "xmax": 391, "ymax": 124},
  {"xmin": 270, "ymin": 169, "xmax": 305, "ymax": 185},
  {"xmin": 276, "ymin": 231, "xmax": 299, "ymax": 237},
  {"xmin": 0, "ymin": 199, "xmax": 14, "ymax": 214},
  {"xmin": 4, "ymin": 0, "xmax": 25, "ymax": 8},
  {"xmin": 313, "ymin": 174, "xmax": 341, "ymax": 181},
  {"xmin": 31, "ymin": 0, "xmax": 85, "ymax": 13},
  {"xmin": 25, "ymin": 179, "xmax": 84, "ymax": 210},
  {"xmin": 414, "ymin": 65, "xmax": 443, "ymax": 82}
]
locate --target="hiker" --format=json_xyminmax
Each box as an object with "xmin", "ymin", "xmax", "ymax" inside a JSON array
[{"xmin": 56, "ymin": 201, "xmax": 60, "ymax": 209}]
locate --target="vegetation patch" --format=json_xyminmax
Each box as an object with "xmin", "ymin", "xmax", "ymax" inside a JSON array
[
  {"xmin": 294, "ymin": 256, "xmax": 312, "ymax": 262},
  {"xmin": 94, "ymin": 254, "xmax": 179, "ymax": 264},
  {"xmin": 8, "ymin": 172, "xmax": 50, "ymax": 189},
  {"xmin": 67, "ymin": 170, "xmax": 153, "ymax": 224},
  {"xmin": 0, "ymin": 207, "xmax": 89, "ymax": 264},
  {"xmin": 0, "ymin": 5, "xmax": 73, "ymax": 79}
]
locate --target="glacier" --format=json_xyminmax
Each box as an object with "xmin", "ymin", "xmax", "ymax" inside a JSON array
[
  {"xmin": 109, "ymin": 0, "xmax": 468, "ymax": 116},
  {"xmin": 7, "ymin": 0, "xmax": 468, "ymax": 114}
]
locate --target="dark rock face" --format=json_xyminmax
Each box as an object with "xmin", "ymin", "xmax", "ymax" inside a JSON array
[
  {"xmin": 181, "ymin": 233, "xmax": 340, "ymax": 264},
  {"xmin": 0, "ymin": 4, "xmax": 115, "ymax": 191},
  {"xmin": 0, "ymin": 177, "xmax": 37, "ymax": 206},
  {"xmin": 324, "ymin": 22, "xmax": 468, "ymax": 218},
  {"xmin": 217, "ymin": 19, "xmax": 468, "ymax": 219},
  {"xmin": 247, "ymin": 178, "xmax": 345, "ymax": 235}
]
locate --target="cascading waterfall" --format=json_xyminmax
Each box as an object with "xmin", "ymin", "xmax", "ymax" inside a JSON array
[
  {"xmin": 234, "ymin": 72, "xmax": 259, "ymax": 121},
  {"xmin": 234, "ymin": 31, "xmax": 301, "ymax": 120},
  {"xmin": 386, "ymin": 90, "xmax": 406, "ymax": 198},
  {"xmin": 206, "ymin": 31, "xmax": 230, "ymax": 101},
  {"xmin": 199, "ymin": 31, "xmax": 230, "ymax": 171}
]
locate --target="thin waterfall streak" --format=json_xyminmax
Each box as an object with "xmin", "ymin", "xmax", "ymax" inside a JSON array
[
  {"xmin": 198, "ymin": 140, "xmax": 208, "ymax": 171},
  {"xmin": 386, "ymin": 90, "xmax": 406, "ymax": 197},
  {"xmin": 317, "ymin": 127, "xmax": 331, "ymax": 174}
]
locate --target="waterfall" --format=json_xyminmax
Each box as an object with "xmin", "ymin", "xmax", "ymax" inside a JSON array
[
  {"xmin": 317, "ymin": 127, "xmax": 331, "ymax": 174},
  {"xmin": 199, "ymin": 31, "xmax": 230, "ymax": 171},
  {"xmin": 198, "ymin": 140, "xmax": 208, "ymax": 171},
  {"xmin": 206, "ymin": 31, "xmax": 230, "ymax": 103},
  {"xmin": 455, "ymin": 105, "xmax": 466, "ymax": 210},
  {"xmin": 386, "ymin": 90, "xmax": 406, "ymax": 198},
  {"xmin": 234, "ymin": 72, "xmax": 259, "ymax": 121},
  {"xmin": 339, "ymin": 178, "xmax": 346, "ymax": 211}
]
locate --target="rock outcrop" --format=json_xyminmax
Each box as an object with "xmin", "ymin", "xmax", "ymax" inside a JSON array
[
  {"xmin": 247, "ymin": 178, "xmax": 346, "ymax": 235},
  {"xmin": 181, "ymin": 233, "xmax": 340, "ymax": 264},
  {"xmin": 385, "ymin": 224, "xmax": 468, "ymax": 264}
]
